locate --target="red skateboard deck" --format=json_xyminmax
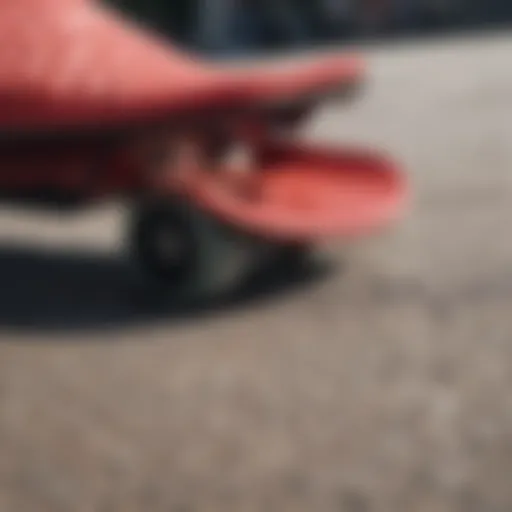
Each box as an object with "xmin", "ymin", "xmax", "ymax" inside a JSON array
[
  {"xmin": 186, "ymin": 141, "xmax": 408, "ymax": 243},
  {"xmin": 0, "ymin": 0, "xmax": 364, "ymax": 131}
]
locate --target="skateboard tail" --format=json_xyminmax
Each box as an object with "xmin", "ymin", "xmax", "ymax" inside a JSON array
[{"xmin": 181, "ymin": 139, "xmax": 408, "ymax": 244}]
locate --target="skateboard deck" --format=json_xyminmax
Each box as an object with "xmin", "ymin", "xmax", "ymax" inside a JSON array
[
  {"xmin": 0, "ymin": 0, "xmax": 365, "ymax": 132},
  {"xmin": 185, "ymin": 141, "xmax": 408, "ymax": 243}
]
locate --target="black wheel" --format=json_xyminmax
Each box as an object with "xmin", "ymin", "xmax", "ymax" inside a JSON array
[
  {"xmin": 128, "ymin": 199, "xmax": 260, "ymax": 301},
  {"xmin": 273, "ymin": 243, "xmax": 314, "ymax": 273}
]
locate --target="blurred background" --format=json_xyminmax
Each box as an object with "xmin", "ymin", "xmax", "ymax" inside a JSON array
[
  {"xmin": 108, "ymin": 0, "xmax": 512, "ymax": 54},
  {"xmin": 1, "ymin": 1, "xmax": 512, "ymax": 512}
]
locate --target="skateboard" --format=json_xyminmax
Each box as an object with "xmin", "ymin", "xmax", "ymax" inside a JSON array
[{"xmin": 0, "ymin": 0, "xmax": 408, "ymax": 300}]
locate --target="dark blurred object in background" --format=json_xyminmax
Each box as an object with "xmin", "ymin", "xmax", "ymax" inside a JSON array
[
  {"xmin": 193, "ymin": 0, "xmax": 312, "ymax": 54},
  {"xmin": 106, "ymin": 0, "xmax": 512, "ymax": 55}
]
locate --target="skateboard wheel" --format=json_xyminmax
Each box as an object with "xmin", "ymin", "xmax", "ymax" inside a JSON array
[
  {"xmin": 275, "ymin": 243, "xmax": 312, "ymax": 268},
  {"xmin": 127, "ymin": 198, "xmax": 262, "ymax": 301}
]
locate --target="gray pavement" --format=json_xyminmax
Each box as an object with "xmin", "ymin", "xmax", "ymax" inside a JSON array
[{"xmin": 1, "ymin": 33, "xmax": 512, "ymax": 511}]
